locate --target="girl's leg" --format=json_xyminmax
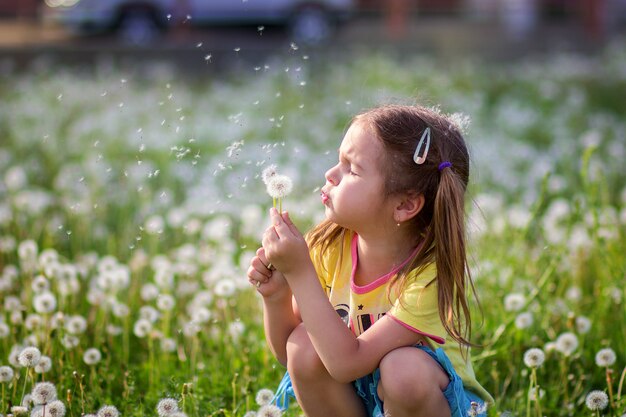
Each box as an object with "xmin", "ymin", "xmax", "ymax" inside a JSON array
[
  {"xmin": 377, "ymin": 347, "xmax": 451, "ymax": 417},
  {"xmin": 286, "ymin": 323, "xmax": 367, "ymax": 417}
]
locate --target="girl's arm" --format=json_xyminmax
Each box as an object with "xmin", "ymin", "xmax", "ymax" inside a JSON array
[
  {"xmin": 263, "ymin": 209, "xmax": 427, "ymax": 382},
  {"xmin": 248, "ymin": 247, "xmax": 300, "ymax": 366}
]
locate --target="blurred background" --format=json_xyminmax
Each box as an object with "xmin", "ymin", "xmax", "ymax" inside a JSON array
[{"xmin": 0, "ymin": 0, "xmax": 625, "ymax": 71}]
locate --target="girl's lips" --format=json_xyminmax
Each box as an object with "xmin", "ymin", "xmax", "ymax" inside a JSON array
[{"xmin": 320, "ymin": 191, "xmax": 329, "ymax": 204}]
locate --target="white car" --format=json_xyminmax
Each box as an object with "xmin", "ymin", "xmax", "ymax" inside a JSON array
[{"xmin": 44, "ymin": 0, "xmax": 355, "ymax": 45}]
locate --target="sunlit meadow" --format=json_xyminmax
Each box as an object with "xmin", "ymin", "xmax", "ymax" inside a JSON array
[{"xmin": 0, "ymin": 41, "xmax": 625, "ymax": 417}]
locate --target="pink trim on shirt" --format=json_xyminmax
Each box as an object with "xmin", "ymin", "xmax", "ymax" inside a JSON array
[
  {"xmin": 350, "ymin": 234, "xmax": 421, "ymax": 294},
  {"xmin": 387, "ymin": 314, "xmax": 446, "ymax": 345}
]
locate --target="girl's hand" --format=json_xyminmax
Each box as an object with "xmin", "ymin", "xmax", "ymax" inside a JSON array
[
  {"xmin": 262, "ymin": 208, "xmax": 313, "ymax": 278},
  {"xmin": 247, "ymin": 247, "xmax": 290, "ymax": 299}
]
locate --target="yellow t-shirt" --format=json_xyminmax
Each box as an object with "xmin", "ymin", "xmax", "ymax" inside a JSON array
[{"xmin": 310, "ymin": 230, "xmax": 493, "ymax": 403}]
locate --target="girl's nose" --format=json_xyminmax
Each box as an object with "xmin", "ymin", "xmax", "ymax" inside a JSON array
[{"xmin": 325, "ymin": 165, "xmax": 339, "ymax": 186}]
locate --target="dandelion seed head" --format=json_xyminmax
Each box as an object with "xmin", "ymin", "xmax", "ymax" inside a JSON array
[
  {"xmin": 33, "ymin": 291, "xmax": 57, "ymax": 314},
  {"xmin": 97, "ymin": 405, "xmax": 120, "ymax": 417},
  {"xmin": 18, "ymin": 346, "xmax": 41, "ymax": 368},
  {"xmin": 255, "ymin": 388, "xmax": 274, "ymax": 406},
  {"xmin": 65, "ymin": 315, "xmax": 87, "ymax": 335},
  {"xmin": 83, "ymin": 348, "xmax": 102, "ymax": 365},
  {"xmin": 555, "ymin": 332, "xmax": 579, "ymax": 356},
  {"xmin": 523, "ymin": 348, "xmax": 545, "ymax": 368},
  {"xmin": 528, "ymin": 387, "xmax": 545, "ymax": 402},
  {"xmin": 595, "ymin": 348, "xmax": 616, "ymax": 367},
  {"xmin": 256, "ymin": 404, "xmax": 282, "ymax": 417},
  {"xmin": 157, "ymin": 398, "xmax": 179, "ymax": 416},
  {"xmin": 133, "ymin": 318, "xmax": 153, "ymax": 338},
  {"xmin": 10, "ymin": 405, "xmax": 28, "ymax": 415},
  {"xmin": 585, "ymin": 390, "xmax": 609, "ymax": 410},
  {"xmin": 31, "ymin": 381, "xmax": 57, "ymax": 404},
  {"xmin": 243, "ymin": 412, "xmax": 257, "ymax": 417},
  {"xmin": 261, "ymin": 165, "xmax": 278, "ymax": 184},
  {"xmin": 47, "ymin": 400, "xmax": 67, "ymax": 417},
  {"xmin": 32, "ymin": 275, "xmax": 50, "ymax": 293},
  {"xmin": 504, "ymin": 293, "xmax": 525, "ymax": 312},
  {"xmin": 214, "ymin": 278, "xmax": 237, "ymax": 298},
  {"xmin": 0, "ymin": 321, "xmax": 9, "ymax": 338},
  {"xmin": 514, "ymin": 311, "xmax": 533, "ymax": 329},
  {"xmin": 575, "ymin": 315, "xmax": 592, "ymax": 334},
  {"xmin": 0, "ymin": 365, "xmax": 14, "ymax": 382},
  {"xmin": 157, "ymin": 294, "xmax": 176, "ymax": 311},
  {"xmin": 34, "ymin": 355, "xmax": 52, "ymax": 373},
  {"xmin": 266, "ymin": 175, "xmax": 293, "ymax": 199}
]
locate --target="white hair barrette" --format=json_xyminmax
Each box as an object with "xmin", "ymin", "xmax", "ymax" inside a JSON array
[{"xmin": 413, "ymin": 127, "xmax": 431, "ymax": 165}]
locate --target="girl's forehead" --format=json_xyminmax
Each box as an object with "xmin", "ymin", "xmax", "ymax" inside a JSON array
[{"xmin": 340, "ymin": 121, "xmax": 379, "ymax": 153}]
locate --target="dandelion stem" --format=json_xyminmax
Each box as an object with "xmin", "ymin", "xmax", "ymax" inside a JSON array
[
  {"xmin": 20, "ymin": 368, "xmax": 31, "ymax": 407},
  {"xmin": 606, "ymin": 367, "xmax": 615, "ymax": 409}
]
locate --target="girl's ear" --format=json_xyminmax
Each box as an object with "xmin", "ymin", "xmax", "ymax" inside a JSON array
[{"xmin": 394, "ymin": 192, "xmax": 425, "ymax": 223}]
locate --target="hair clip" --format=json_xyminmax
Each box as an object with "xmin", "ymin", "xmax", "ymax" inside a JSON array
[{"xmin": 413, "ymin": 127, "xmax": 431, "ymax": 165}]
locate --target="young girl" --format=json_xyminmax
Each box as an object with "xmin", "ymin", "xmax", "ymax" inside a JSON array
[{"xmin": 247, "ymin": 104, "xmax": 494, "ymax": 417}]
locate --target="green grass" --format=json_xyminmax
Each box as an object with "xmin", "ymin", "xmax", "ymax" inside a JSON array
[{"xmin": 0, "ymin": 44, "xmax": 624, "ymax": 416}]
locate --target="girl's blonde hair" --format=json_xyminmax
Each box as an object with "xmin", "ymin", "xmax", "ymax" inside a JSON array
[{"xmin": 307, "ymin": 104, "xmax": 479, "ymax": 348}]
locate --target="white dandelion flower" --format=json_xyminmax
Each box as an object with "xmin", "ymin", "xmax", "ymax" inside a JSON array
[
  {"xmin": 31, "ymin": 381, "xmax": 57, "ymax": 404},
  {"xmin": 11, "ymin": 405, "xmax": 29, "ymax": 415},
  {"xmin": 182, "ymin": 321, "xmax": 201, "ymax": 337},
  {"xmin": 523, "ymin": 348, "xmax": 545, "ymax": 368},
  {"xmin": 157, "ymin": 398, "xmax": 179, "ymax": 416},
  {"xmin": 111, "ymin": 302, "xmax": 130, "ymax": 318},
  {"xmin": 22, "ymin": 393, "xmax": 33, "ymax": 407},
  {"xmin": 0, "ymin": 321, "xmax": 9, "ymax": 338},
  {"xmin": 595, "ymin": 348, "xmax": 617, "ymax": 367},
  {"xmin": 575, "ymin": 316, "xmax": 592, "ymax": 334},
  {"xmin": 31, "ymin": 275, "xmax": 50, "ymax": 293},
  {"xmin": 33, "ymin": 292, "xmax": 57, "ymax": 314},
  {"xmin": 9, "ymin": 344, "xmax": 24, "ymax": 367},
  {"xmin": 528, "ymin": 387, "xmax": 545, "ymax": 402},
  {"xmin": 24, "ymin": 314, "xmax": 43, "ymax": 330},
  {"xmin": 514, "ymin": 312, "xmax": 533, "ymax": 329},
  {"xmin": 467, "ymin": 400, "xmax": 488, "ymax": 416},
  {"xmin": 191, "ymin": 307, "xmax": 212, "ymax": 324},
  {"xmin": 139, "ymin": 305, "xmax": 160, "ymax": 322},
  {"xmin": 156, "ymin": 294, "xmax": 176, "ymax": 311},
  {"xmin": 243, "ymin": 412, "xmax": 257, "ymax": 417},
  {"xmin": 214, "ymin": 278, "xmax": 237, "ymax": 298},
  {"xmin": 145, "ymin": 215, "xmax": 165, "ymax": 235},
  {"xmin": 585, "ymin": 390, "xmax": 609, "ymax": 411},
  {"xmin": 61, "ymin": 334, "xmax": 80, "ymax": 349},
  {"xmin": 160, "ymin": 337, "xmax": 177, "ymax": 352},
  {"xmin": 133, "ymin": 318, "xmax": 153, "ymax": 338},
  {"xmin": 555, "ymin": 332, "xmax": 579, "ymax": 356},
  {"xmin": 229, "ymin": 321, "xmax": 245, "ymax": 341},
  {"xmin": 18, "ymin": 239, "xmax": 38, "ymax": 261},
  {"xmin": 504, "ymin": 293, "xmax": 526, "ymax": 312},
  {"xmin": 261, "ymin": 164, "xmax": 278, "ymax": 184},
  {"xmin": 256, "ymin": 404, "xmax": 282, "ymax": 417},
  {"xmin": 18, "ymin": 346, "xmax": 42, "ymax": 368},
  {"xmin": 97, "ymin": 405, "xmax": 120, "ymax": 417},
  {"xmin": 447, "ymin": 112, "xmax": 471, "ymax": 134},
  {"xmin": 34, "ymin": 355, "xmax": 52, "ymax": 374},
  {"xmin": 140, "ymin": 283, "xmax": 160, "ymax": 301},
  {"xmin": 65, "ymin": 315, "xmax": 87, "ymax": 335},
  {"xmin": 46, "ymin": 400, "xmax": 67, "ymax": 417},
  {"xmin": 106, "ymin": 324, "xmax": 123, "ymax": 336},
  {"xmin": 0, "ymin": 365, "xmax": 14, "ymax": 382},
  {"xmin": 266, "ymin": 175, "xmax": 293, "ymax": 199},
  {"xmin": 255, "ymin": 388, "xmax": 275, "ymax": 406},
  {"xmin": 83, "ymin": 348, "xmax": 102, "ymax": 365}
]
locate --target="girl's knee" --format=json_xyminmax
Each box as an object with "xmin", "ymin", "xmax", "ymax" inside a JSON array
[
  {"xmin": 286, "ymin": 324, "xmax": 326, "ymax": 380},
  {"xmin": 378, "ymin": 347, "xmax": 449, "ymax": 405}
]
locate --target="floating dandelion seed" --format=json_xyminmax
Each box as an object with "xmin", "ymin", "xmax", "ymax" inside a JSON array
[
  {"xmin": 585, "ymin": 390, "xmax": 609, "ymax": 411},
  {"xmin": 255, "ymin": 388, "xmax": 275, "ymax": 406},
  {"xmin": 18, "ymin": 346, "xmax": 41, "ymax": 368},
  {"xmin": 595, "ymin": 348, "xmax": 616, "ymax": 367},
  {"xmin": 31, "ymin": 381, "xmax": 57, "ymax": 404},
  {"xmin": 523, "ymin": 348, "xmax": 545, "ymax": 368},
  {"xmin": 157, "ymin": 398, "xmax": 179, "ymax": 416}
]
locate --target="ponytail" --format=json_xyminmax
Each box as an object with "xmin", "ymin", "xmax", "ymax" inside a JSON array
[{"xmin": 434, "ymin": 166, "xmax": 479, "ymax": 350}]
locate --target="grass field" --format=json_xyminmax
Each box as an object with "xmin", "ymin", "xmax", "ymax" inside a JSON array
[{"xmin": 0, "ymin": 42, "xmax": 625, "ymax": 417}]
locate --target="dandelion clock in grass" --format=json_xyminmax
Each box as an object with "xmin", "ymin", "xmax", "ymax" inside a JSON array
[
  {"xmin": 157, "ymin": 398, "xmax": 179, "ymax": 416},
  {"xmin": 595, "ymin": 348, "xmax": 616, "ymax": 367},
  {"xmin": 32, "ymin": 381, "xmax": 57, "ymax": 404},
  {"xmin": 18, "ymin": 346, "xmax": 41, "ymax": 368},
  {"xmin": 97, "ymin": 405, "xmax": 120, "ymax": 417}
]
